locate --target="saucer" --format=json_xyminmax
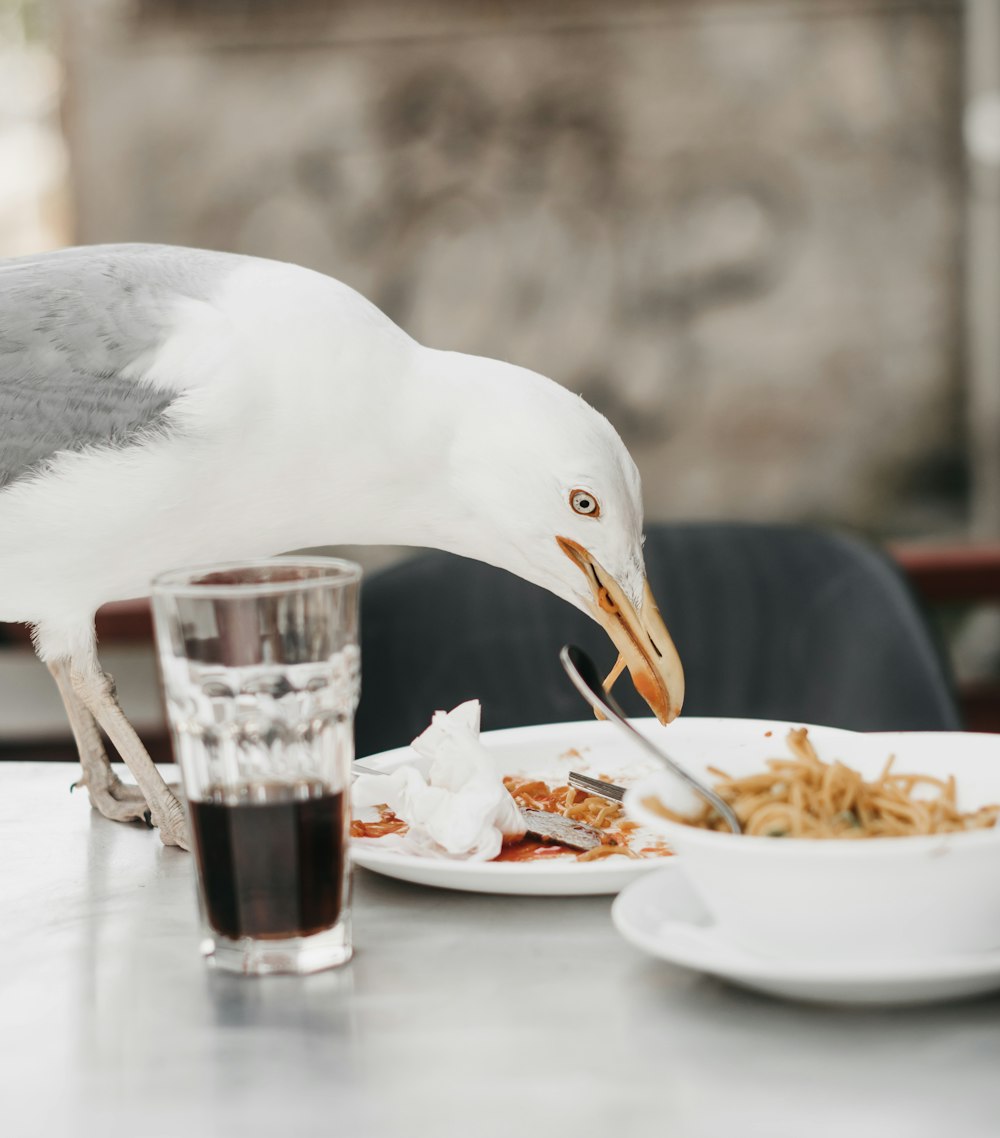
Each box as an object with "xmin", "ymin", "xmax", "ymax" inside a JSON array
[{"xmin": 611, "ymin": 868, "xmax": 1000, "ymax": 1006}]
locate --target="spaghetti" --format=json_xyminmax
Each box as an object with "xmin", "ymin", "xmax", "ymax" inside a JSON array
[
  {"xmin": 643, "ymin": 728, "xmax": 1000, "ymax": 839},
  {"xmin": 503, "ymin": 776, "xmax": 641, "ymax": 859},
  {"xmin": 503, "ymin": 776, "xmax": 624, "ymax": 829},
  {"xmin": 350, "ymin": 805, "xmax": 407, "ymax": 839}
]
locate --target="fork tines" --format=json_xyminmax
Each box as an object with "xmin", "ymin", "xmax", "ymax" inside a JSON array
[{"xmin": 567, "ymin": 771, "xmax": 625, "ymax": 803}]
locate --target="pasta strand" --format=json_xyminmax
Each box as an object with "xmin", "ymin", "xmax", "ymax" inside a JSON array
[{"xmin": 643, "ymin": 730, "xmax": 1000, "ymax": 840}]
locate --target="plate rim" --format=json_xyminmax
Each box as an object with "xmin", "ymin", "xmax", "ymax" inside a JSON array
[{"xmin": 350, "ymin": 717, "xmax": 680, "ymax": 880}]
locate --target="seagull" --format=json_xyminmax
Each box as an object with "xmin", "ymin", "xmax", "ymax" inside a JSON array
[{"xmin": 0, "ymin": 244, "xmax": 684, "ymax": 849}]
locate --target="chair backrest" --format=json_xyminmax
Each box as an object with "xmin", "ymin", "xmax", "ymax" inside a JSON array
[{"xmin": 355, "ymin": 523, "xmax": 961, "ymax": 756}]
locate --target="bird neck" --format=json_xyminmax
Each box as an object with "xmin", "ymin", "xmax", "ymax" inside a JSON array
[
  {"xmin": 258, "ymin": 345, "xmax": 479, "ymax": 556},
  {"xmin": 301, "ymin": 347, "xmax": 547, "ymax": 560}
]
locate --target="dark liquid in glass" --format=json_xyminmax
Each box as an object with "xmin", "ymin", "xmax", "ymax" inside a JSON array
[{"xmin": 189, "ymin": 782, "xmax": 348, "ymax": 940}]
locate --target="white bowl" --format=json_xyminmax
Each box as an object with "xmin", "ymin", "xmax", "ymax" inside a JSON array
[{"xmin": 624, "ymin": 723, "xmax": 1000, "ymax": 962}]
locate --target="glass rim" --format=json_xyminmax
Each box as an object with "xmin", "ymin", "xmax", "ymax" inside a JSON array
[{"xmin": 150, "ymin": 556, "xmax": 362, "ymax": 599}]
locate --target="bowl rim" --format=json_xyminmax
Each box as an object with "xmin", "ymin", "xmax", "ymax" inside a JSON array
[{"xmin": 624, "ymin": 773, "xmax": 1000, "ymax": 857}]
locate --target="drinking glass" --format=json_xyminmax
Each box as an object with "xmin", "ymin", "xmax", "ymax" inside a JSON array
[{"xmin": 151, "ymin": 557, "xmax": 361, "ymax": 976}]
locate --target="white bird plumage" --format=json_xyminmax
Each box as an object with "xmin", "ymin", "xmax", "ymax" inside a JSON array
[{"xmin": 0, "ymin": 244, "xmax": 683, "ymax": 847}]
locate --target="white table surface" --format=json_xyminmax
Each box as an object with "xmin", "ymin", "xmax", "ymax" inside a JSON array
[{"xmin": 2, "ymin": 762, "xmax": 999, "ymax": 1138}]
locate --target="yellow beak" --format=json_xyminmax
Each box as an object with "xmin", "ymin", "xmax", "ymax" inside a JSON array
[{"xmin": 556, "ymin": 536, "xmax": 685, "ymax": 724}]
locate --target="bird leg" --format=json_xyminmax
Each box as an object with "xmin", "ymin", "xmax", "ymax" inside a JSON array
[
  {"xmin": 48, "ymin": 660, "xmax": 150, "ymax": 824},
  {"xmin": 70, "ymin": 668, "xmax": 190, "ymax": 851}
]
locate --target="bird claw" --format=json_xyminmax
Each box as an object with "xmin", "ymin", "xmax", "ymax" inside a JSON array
[
  {"xmin": 63, "ymin": 665, "xmax": 189, "ymax": 848},
  {"xmin": 150, "ymin": 791, "xmax": 191, "ymax": 851},
  {"xmin": 78, "ymin": 771, "xmax": 154, "ymax": 825},
  {"xmin": 81, "ymin": 776, "xmax": 189, "ymax": 848}
]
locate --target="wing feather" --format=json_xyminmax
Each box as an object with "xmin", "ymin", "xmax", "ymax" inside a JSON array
[{"xmin": 0, "ymin": 244, "xmax": 239, "ymax": 488}]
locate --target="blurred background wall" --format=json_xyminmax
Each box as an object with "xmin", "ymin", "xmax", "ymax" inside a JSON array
[
  {"xmin": 0, "ymin": 0, "xmax": 68, "ymax": 254},
  {"xmin": 57, "ymin": 0, "xmax": 969, "ymax": 542},
  {"xmin": 4, "ymin": 0, "xmax": 1000, "ymax": 740}
]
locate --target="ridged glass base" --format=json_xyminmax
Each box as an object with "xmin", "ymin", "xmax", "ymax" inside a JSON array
[{"xmin": 200, "ymin": 914, "xmax": 352, "ymax": 976}]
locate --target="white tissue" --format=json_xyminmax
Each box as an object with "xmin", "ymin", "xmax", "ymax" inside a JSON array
[{"xmin": 351, "ymin": 700, "xmax": 526, "ymax": 860}]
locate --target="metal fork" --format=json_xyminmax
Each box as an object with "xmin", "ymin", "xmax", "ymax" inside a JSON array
[
  {"xmin": 352, "ymin": 762, "xmax": 387, "ymax": 779},
  {"xmin": 559, "ymin": 644, "xmax": 742, "ymax": 834},
  {"xmin": 567, "ymin": 771, "xmax": 625, "ymax": 803}
]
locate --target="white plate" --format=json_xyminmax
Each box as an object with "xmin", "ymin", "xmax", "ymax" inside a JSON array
[
  {"xmin": 350, "ymin": 718, "xmax": 679, "ymax": 896},
  {"xmin": 612, "ymin": 867, "xmax": 1000, "ymax": 1006}
]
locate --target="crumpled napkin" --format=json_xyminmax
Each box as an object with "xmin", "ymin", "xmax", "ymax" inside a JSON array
[{"xmin": 351, "ymin": 700, "xmax": 526, "ymax": 860}]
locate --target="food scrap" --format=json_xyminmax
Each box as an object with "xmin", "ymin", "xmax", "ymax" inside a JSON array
[
  {"xmin": 499, "ymin": 776, "xmax": 671, "ymax": 862},
  {"xmin": 352, "ymin": 776, "xmax": 672, "ymax": 863}
]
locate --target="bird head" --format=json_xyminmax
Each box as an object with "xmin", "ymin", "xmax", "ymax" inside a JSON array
[{"xmin": 431, "ymin": 351, "xmax": 685, "ymax": 724}]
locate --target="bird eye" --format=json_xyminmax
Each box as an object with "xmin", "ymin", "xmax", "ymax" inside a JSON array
[{"xmin": 570, "ymin": 489, "xmax": 600, "ymax": 517}]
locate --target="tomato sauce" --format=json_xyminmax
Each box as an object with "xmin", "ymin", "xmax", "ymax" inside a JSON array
[{"xmin": 494, "ymin": 838, "xmax": 577, "ymax": 863}]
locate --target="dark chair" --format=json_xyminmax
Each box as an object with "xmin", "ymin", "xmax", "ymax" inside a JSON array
[{"xmin": 355, "ymin": 523, "xmax": 961, "ymax": 757}]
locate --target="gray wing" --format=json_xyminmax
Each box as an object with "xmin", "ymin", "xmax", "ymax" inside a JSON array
[{"xmin": 0, "ymin": 244, "xmax": 242, "ymax": 489}]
